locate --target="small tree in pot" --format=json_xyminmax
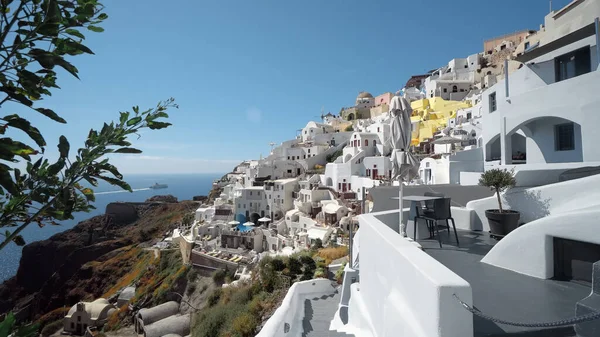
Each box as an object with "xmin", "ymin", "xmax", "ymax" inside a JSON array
[{"xmin": 478, "ymin": 168, "xmax": 520, "ymax": 236}]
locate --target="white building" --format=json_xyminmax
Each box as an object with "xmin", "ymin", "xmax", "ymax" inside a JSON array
[
  {"xmin": 234, "ymin": 186, "xmax": 268, "ymax": 222},
  {"xmin": 264, "ymin": 178, "xmax": 299, "ymax": 220},
  {"xmin": 477, "ymin": 3, "xmax": 600, "ymax": 186},
  {"xmin": 194, "ymin": 206, "xmax": 215, "ymax": 223},
  {"xmin": 423, "ymin": 53, "xmax": 482, "ymax": 101},
  {"xmin": 301, "ymin": 121, "xmax": 336, "ymax": 142}
]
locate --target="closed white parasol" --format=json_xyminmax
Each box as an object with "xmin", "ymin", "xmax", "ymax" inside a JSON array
[{"xmin": 387, "ymin": 90, "xmax": 420, "ymax": 237}]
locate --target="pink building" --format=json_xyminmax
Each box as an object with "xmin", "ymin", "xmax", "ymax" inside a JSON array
[{"xmin": 374, "ymin": 92, "xmax": 393, "ymax": 106}]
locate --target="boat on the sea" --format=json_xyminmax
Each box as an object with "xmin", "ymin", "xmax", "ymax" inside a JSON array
[{"xmin": 149, "ymin": 183, "xmax": 168, "ymax": 190}]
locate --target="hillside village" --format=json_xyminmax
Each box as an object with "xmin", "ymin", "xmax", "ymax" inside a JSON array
[{"xmin": 9, "ymin": 1, "xmax": 600, "ymax": 337}]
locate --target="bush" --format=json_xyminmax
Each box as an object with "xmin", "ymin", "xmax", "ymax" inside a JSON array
[
  {"xmin": 314, "ymin": 268, "xmax": 327, "ymax": 279},
  {"xmin": 40, "ymin": 320, "xmax": 62, "ymax": 337},
  {"xmin": 335, "ymin": 262, "xmax": 347, "ymax": 284},
  {"xmin": 212, "ymin": 269, "xmax": 227, "ymax": 285},
  {"xmin": 312, "ymin": 238, "xmax": 323, "ymax": 250},
  {"xmin": 316, "ymin": 246, "xmax": 349, "ymax": 265},
  {"xmin": 286, "ymin": 256, "xmax": 302, "ymax": 276},
  {"xmin": 200, "ymin": 284, "xmax": 208, "ymax": 294},
  {"xmin": 232, "ymin": 313, "xmax": 258, "ymax": 337},
  {"xmin": 207, "ymin": 288, "xmax": 222, "ymax": 307},
  {"xmin": 186, "ymin": 283, "xmax": 197, "ymax": 296},
  {"xmin": 270, "ymin": 257, "xmax": 286, "ymax": 272},
  {"xmin": 187, "ymin": 268, "xmax": 199, "ymax": 282},
  {"xmin": 345, "ymin": 125, "xmax": 354, "ymax": 132},
  {"xmin": 326, "ymin": 149, "xmax": 344, "ymax": 163}
]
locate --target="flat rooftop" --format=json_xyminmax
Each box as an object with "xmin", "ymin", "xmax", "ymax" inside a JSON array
[{"xmin": 419, "ymin": 229, "xmax": 590, "ymax": 337}]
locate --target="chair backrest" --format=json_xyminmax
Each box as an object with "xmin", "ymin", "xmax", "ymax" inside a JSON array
[
  {"xmin": 432, "ymin": 197, "xmax": 452, "ymax": 219},
  {"xmin": 424, "ymin": 192, "xmax": 445, "ymax": 209}
]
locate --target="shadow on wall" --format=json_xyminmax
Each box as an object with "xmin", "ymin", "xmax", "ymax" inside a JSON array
[{"xmin": 505, "ymin": 189, "xmax": 551, "ymax": 224}]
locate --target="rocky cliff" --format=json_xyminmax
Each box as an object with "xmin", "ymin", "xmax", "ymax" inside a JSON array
[{"xmin": 0, "ymin": 198, "xmax": 197, "ymax": 321}]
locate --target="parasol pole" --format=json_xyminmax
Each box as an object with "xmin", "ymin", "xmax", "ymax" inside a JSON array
[{"xmin": 399, "ymin": 174, "xmax": 405, "ymax": 237}]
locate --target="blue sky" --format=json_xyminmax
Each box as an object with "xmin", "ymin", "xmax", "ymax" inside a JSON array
[{"xmin": 7, "ymin": 0, "xmax": 568, "ymax": 174}]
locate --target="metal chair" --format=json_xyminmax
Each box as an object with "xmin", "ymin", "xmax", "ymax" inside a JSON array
[
  {"xmin": 414, "ymin": 197, "xmax": 459, "ymax": 248},
  {"xmin": 423, "ymin": 191, "xmax": 445, "ymax": 211}
]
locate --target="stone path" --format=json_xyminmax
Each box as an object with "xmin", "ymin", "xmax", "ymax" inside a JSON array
[{"xmin": 302, "ymin": 288, "xmax": 355, "ymax": 337}]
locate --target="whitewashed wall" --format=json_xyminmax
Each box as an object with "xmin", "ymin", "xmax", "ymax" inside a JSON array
[{"xmin": 350, "ymin": 212, "xmax": 473, "ymax": 337}]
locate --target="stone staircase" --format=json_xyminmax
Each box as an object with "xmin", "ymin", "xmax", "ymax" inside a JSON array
[{"xmin": 302, "ymin": 289, "xmax": 355, "ymax": 337}]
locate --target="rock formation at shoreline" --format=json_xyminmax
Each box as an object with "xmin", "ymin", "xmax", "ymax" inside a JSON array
[{"xmin": 0, "ymin": 197, "xmax": 198, "ymax": 321}]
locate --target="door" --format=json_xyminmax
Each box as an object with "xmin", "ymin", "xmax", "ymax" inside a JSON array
[
  {"xmin": 342, "ymin": 183, "xmax": 347, "ymax": 192},
  {"xmin": 372, "ymin": 169, "xmax": 378, "ymax": 179},
  {"xmin": 554, "ymin": 237, "xmax": 600, "ymax": 285}
]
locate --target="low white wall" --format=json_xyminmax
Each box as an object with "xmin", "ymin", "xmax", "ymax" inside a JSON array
[
  {"xmin": 481, "ymin": 209, "xmax": 600, "ymax": 279},
  {"xmin": 466, "ymin": 173, "xmax": 600, "ymax": 232},
  {"xmin": 256, "ymin": 279, "xmax": 335, "ymax": 337},
  {"xmin": 352, "ymin": 212, "xmax": 473, "ymax": 337},
  {"xmin": 459, "ymin": 172, "xmax": 482, "ymax": 186}
]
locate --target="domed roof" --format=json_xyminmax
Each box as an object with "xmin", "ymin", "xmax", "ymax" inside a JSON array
[{"xmin": 356, "ymin": 92, "xmax": 373, "ymax": 99}]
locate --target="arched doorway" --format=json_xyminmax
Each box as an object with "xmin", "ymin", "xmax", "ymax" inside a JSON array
[
  {"xmin": 347, "ymin": 113, "xmax": 355, "ymax": 121},
  {"xmin": 452, "ymin": 85, "xmax": 458, "ymax": 93},
  {"xmin": 250, "ymin": 213, "xmax": 260, "ymax": 224},
  {"xmin": 325, "ymin": 177, "xmax": 333, "ymax": 186}
]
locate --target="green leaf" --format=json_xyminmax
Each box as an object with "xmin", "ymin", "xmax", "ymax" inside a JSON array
[
  {"xmin": 147, "ymin": 121, "xmax": 172, "ymax": 130},
  {"xmin": 47, "ymin": 158, "xmax": 65, "ymax": 176},
  {"xmin": 114, "ymin": 147, "xmax": 141, "ymax": 154},
  {"xmin": 119, "ymin": 112, "xmax": 129, "ymax": 125},
  {"xmin": 0, "ymin": 312, "xmax": 16, "ymax": 337},
  {"xmin": 0, "ymin": 164, "xmax": 17, "ymax": 195},
  {"xmin": 58, "ymin": 135, "xmax": 69, "ymax": 158},
  {"xmin": 0, "ymin": 138, "xmax": 37, "ymax": 160},
  {"xmin": 98, "ymin": 162, "xmax": 123, "ymax": 179},
  {"xmin": 0, "ymin": 87, "xmax": 33, "ymax": 107},
  {"xmin": 87, "ymin": 25, "xmax": 104, "ymax": 32},
  {"xmin": 65, "ymin": 28, "xmax": 85, "ymax": 39},
  {"xmin": 13, "ymin": 235, "xmax": 25, "ymax": 246},
  {"xmin": 35, "ymin": 108, "xmax": 67, "ymax": 123},
  {"xmin": 126, "ymin": 116, "xmax": 142, "ymax": 126},
  {"xmin": 96, "ymin": 175, "xmax": 131, "ymax": 192},
  {"xmin": 54, "ymin": 57, "xmax": 79, "ymax": 79},
  {"xmin": 2, "ymin": 114, "xmax": 46, "ymax": 148},
  {"xmin": 97, "ymin": 13, "xmax": 108, "ymax": 20},
  {"xmin": 63, "ymin": 40, "xmax": 94, "ymax": 55},
  {"xmin": 80, "ymin": 187, "xmax": 95, "ymax": 202}
]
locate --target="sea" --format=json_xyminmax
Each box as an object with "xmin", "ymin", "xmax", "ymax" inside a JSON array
[{"xmin": 0, "ymin": 173, "xmax": 222, "ymax": 283}]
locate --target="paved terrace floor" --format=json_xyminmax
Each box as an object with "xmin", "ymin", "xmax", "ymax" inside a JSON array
[{"xmin": 420, "ymin": 229, "xmax": 590, "ymax": 337}]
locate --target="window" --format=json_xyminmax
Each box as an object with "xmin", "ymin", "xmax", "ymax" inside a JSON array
[
  {"xmin": 250, "ymin": 202, "xmax": 252, "ymax": 207},
  {"xmin": 466, "ymin": 112, "xmax": 472, "ymax": 119},
  {"xmin": 366, "ymin": 169, "xmax": 371, "ymax": 176},
  {"xmin": 308, "ymin": 149, "xmax": 311, "ymax": 153},
  {"xmin": 524, "ymin": 41, "xmax": 530, "ymax": 50},
  {"xmin": 489, "ymin": 92, "xmax": 497, "ymax": 112},
  {"xmin": 377, "ymin": 127, "xmax": 380, "ymax": 132},
  {"xmin": 555, "ymin": 123, "xmax": 575, "ymax": 151},
  {"xmin": 373, "ymin": 139, "xmax": 376, "ymax": 146},
  {"xmin": 365, "ymin": 139, "xmax": 368, "ymax": 146},
  {"xmin": 443, "ymin": 88, "xmax": 447, "ymax": 93},
  {"xmin": 555, "ymin": 47, "xmax": 591, "ymax": 82},
  {"xmin": 452, "ymin": 85, "xmax": 458, "ymax": 93}
]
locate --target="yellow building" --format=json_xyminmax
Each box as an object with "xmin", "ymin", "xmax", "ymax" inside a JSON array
[{"xmin": 410, "ymin": 97, "xmax": 472, "ymax": 143}]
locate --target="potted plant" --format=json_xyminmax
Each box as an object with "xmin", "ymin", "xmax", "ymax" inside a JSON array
[{"xmin": 478, "ymin": 168, "xmax": 520, "ymax": 236}]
